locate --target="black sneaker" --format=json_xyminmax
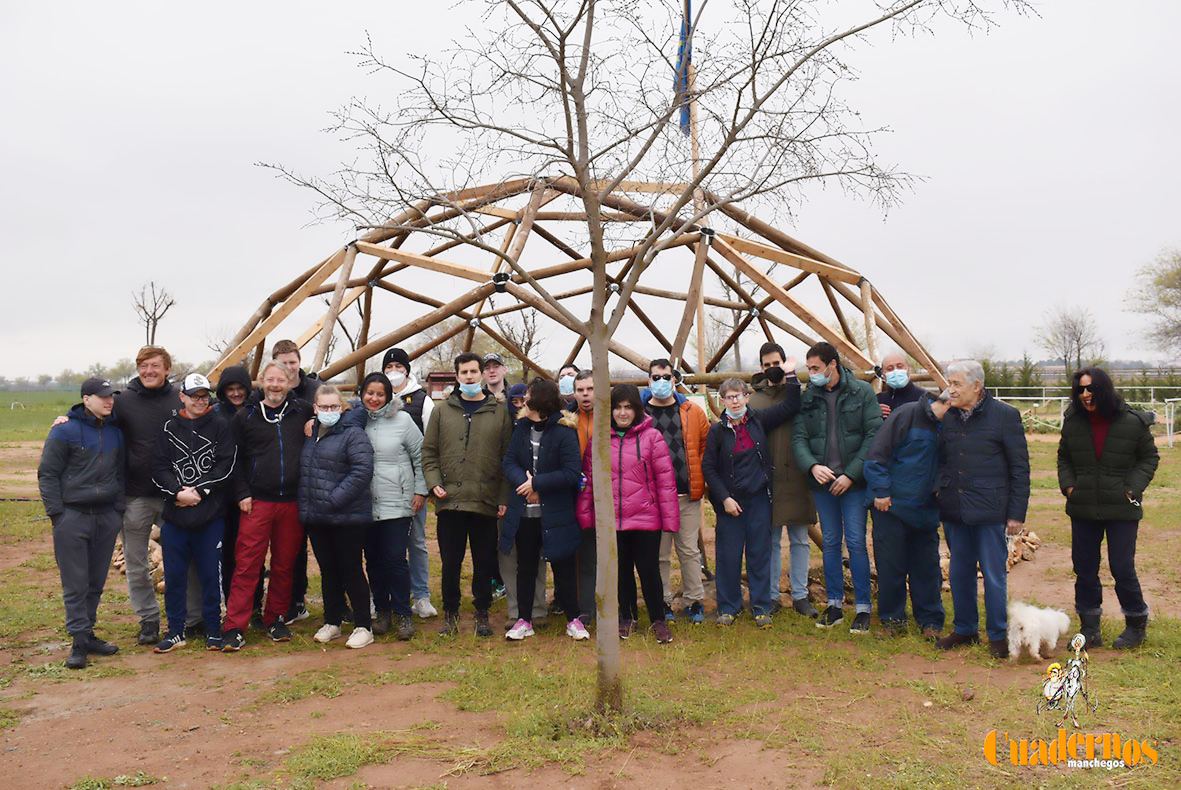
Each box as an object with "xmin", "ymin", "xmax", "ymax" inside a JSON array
[
  {"xmin": 438, "ymin": 612, "xmax": 459, "ymax": 637},
  {"xmin": 816, "ymin": 606, "xmax": 844, "ymax": 629},
  {"xmin": 850, "ymin": 612, "xmax": 871, "ymax": 634},
  {"xmin": 474, "ymin": 611, "xmax": 493, "ymax": 638},
  {"xmin": 205, "ymin": 636, "xmax": 224, "ymax": 651},
  {"xmin": 396, "ymin": 615, "xmax": 415, "ymax": 641},
  {"xmin": 284, "ymin": 602, "xmax": 310, "ymax": 623},
  {"xmin": 222, "ymin": 629, "xmax": 246, "ymax": 652},
  {"xmin": 153, "ymin": 633, "xmax": 187, "ymax": 654},
  {"xmin": 184, "ymin": 622, "xmax": 206, "ymax": 640},
  {"xmin": 792, "ymin": 597, "xmax": 819, "ymax": 618},
  {"xmin": 137, "ymin": 620, "xmax": 160, "ymax": 646},
  {"xmin": 267, "ymin": 621, "xmax": 292, "ymax": 642},
  {"xmin": 85, "ymin": 633, "xmax": 119, "ymax": 656},
  {"xmin": 249, "ymin": 610, "xmax": 265, "ymax": 631},
  {"xmin": 65, "ymin": 636, "xmax": 88, "ymax": 669}
]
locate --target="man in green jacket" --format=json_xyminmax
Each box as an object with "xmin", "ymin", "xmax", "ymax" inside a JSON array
[
  {"xmin": 750, "ymin": 342, "xmax": 817, "ymax": 618},
  {"xmin": 793, "ymin": 342, "xmax": 882, "ymax": 633},
  {"xmin": 422, "ymin": 352, "xmax": 512, "ymax": 637}
]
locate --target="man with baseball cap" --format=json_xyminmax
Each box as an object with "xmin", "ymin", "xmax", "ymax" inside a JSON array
[
  {"xmin": 39, "ymin": 378, "xmax": 126, "ymax": 669},
  {"xmin": 151, "ymin": 373, "xmax": 237, "ymax": 653},
  {"xmin": 482, "ymin": 353, "xmax": 509, "ymax": 403}
]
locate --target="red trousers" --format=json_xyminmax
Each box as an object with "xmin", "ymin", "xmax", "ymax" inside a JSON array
[{"xmin": 222, "ymin": 500, "xmax": 303, "ymax": 631}]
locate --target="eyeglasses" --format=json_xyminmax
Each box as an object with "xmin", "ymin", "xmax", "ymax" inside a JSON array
[
  {"xmin": 317, "ymin": 405, "xmax": 343, "ymax": 412},
  {"xmin": 650, "ymin": 374, "xmax": 674, "ymax": 382},
  {"xmin": 186, "ymin": 393, "xmax": 212, "ymax": 403},
  {"xmin": 720, "ymin": 393, "xmax": 746, "ymax": 402}
]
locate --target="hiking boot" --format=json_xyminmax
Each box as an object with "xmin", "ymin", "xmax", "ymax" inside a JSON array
[
  {"xmin": 683, "ymin": 601, "xmax": 705, "ymax": 624},
  {"xmin": 936, "ymin": 632, "xmax": 980, "ymax": 651},
  {"xmin": 490, "ymin": 580, "xmax": 507, "ymax": 601},
  {"xmin": 769, "ymin": 600, "xmax": 783, "ymax": 615},
  {"xmin": 652, "ymin": 620, "xmax": 673, "ymax": 644},
  {"xmin": 1113, "ymin": 615, "xmax": 1147, "ymax": 650},
  {"xmin": 754, "ymin": 613, "xmax": 773, "ymax": 630},
  {"xmin": 1079, "ymin": 613, "xmax": 1103, "ymax": 649},
  {"xmin": 921, "ymin": 625, "xmax": 943, "ymax": 641},
  {"xmin": 184, "ymin": 622, "xmax": 206, "ymax": 640},
  {"xmin": 882, "ymin": 619, "xmax": 908, "ymax": 637},
  {"xmin": 267, "ymin": 621, "xmax": 292, "ymax": 642},
  {"xmin": 153, "ymin": 633, "xmax": 187, "ymax": 654},
  {"xmin": 816, "ymin": 606, "xmax": 843, "ymax": 629},
  {"xmin": 411, "ymin": 598, "xmax": 438, "ymax": 619},
  {"xmin": 619, "ymin": 618, "xmax": 635, "ymax": 640},
  {"xmin": 314, "ymin": 623, "xmax": 342, "ymax": 643},
  {"xmin": 372, "ymin": 610, "xmax": 393, "ymax": 636},
  {"xmin": 137, "ymin": 620, "xmax": 160, "ymax": 646},
  {"xmin": 716, "ymin": 613, "xmax": 735, "ymax": 627},
  {"xmin": 284, "ymin": 602, "xmax": 310, "ymax": 623},
  {"xmin": 663, "ymin": 602, "xmax": 676, "ymax": 623},
  {"xmin": 988, "ymin": 639, "xmax": 1009, "ymax": 659},
  {"xmin": 850, "ymin": 612, "xmax": 871, "ymax": 634},
  {"xmin": 438, "ymin": 611, "xmax": 460, "ymax": 637},
  {"xmin": 222, "ymin": 629, "xmax": 246, "ymax": 652},
  {"xmin": 346, "ymin": 627, "xmax": 374, "ymax": 649},
  {"xmin": 65, "ymin": 635, "xmax": 89, "ymax": 669},
  {"xmin": 566, "ymin": 618, "xmax": 590, "ymax": 641},
  {"xmin": 793, "ymin": 598, "xmax": 819, "ymax": 618},
  {"xmin": 506, "ymin": 619, "xmax": 534, "ymax": 641},
  {"xmin": 249, "ymin": 610, "xmax": 265, "ymax": 631},
  {"xmin": 85, "ymin": 633, "xmax": 119, "ymax": 656},
  {"xmin": 205, "ymin": 636, "xmax": 224, "ymax": 651},
  {"xmin": 474, "ymin": 611, "xmax": 493, "ymax": 638},
  {"xmin": 396, "ymin": 615, "xmax": 415, "ymax": 641}
]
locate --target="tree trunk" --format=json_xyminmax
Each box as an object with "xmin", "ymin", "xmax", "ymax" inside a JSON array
[{"xmin": 589, "ymin": 327, "xmax": 622, "ymax": 713}]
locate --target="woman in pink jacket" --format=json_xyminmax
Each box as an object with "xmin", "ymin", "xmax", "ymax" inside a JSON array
[{"xmin": 577, "ymin": 385, "xmax": 680, "ymax": 643}]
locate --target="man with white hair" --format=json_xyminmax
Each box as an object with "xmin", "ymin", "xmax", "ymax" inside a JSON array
[
  {"xmin": 935, "ymin": 360, "xmax": 1030, "ymax": 659},
  {"xmin": 877, "ymin": 348, "xmax": 928, "ymax": 419}
]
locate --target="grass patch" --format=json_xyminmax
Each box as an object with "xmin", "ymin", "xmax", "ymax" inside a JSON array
[
  {"xmin": 257, "ymin": 667, "xmax": 346, "ymax": 705},
  {"xmin": 0, "ymin": 391, "xmax": 76, "ymax": 443},
  {"xmin": 283, "ymin": 726, "xmax": 454, "ymax": 782},
  {"xmin": 68, "ymin": 774, "xmax": 160, "ymax": 790},
  {"xmin": 0, "ymin": 500, "xmax": 50, "ymax": 543},
  {"xmin": 0, "ymin": 706, "xmax": 20, "ymax": 730},
  {"xmin": 24, "ymin": 660, "xmax": 133, "ymax": 682}
]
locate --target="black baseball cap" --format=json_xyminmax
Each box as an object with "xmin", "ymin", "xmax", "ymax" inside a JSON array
[
  {"xmin": 482, "ymin": 353, "xmax": 505, "ymax": 367},
  {"xmin": 81, "ymin": 377, "xmax": 116, "ymax": 397}
]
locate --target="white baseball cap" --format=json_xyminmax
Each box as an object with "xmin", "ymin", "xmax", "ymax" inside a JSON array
[{"xmin": 182, "ymin": 373, "xmax": 213, "ymax": 395}]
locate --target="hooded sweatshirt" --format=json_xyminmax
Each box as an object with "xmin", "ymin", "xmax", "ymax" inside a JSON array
[
  {"xmin": 114, "ymin": 377, "xmax": 182, "ymax": 497},
  {"xmin": 232, "ymin": 394, "xmax": 314, "ymax": 503},
  {"xmin": 362, "ymin": 398, "xmax": 428, "ymax": 520},
  {"xmin": 153, "ymin": 409, "xmax": 237, "ymax": 529},
  {"xmin": 393, "ymin": 374, "xmax": 434, "ymax": 434},
  {"xmin": 38, "ymin": 403, "xmax": 125, "ymax": 517},
  {"xmin": 215, "ymin": 365, "xmax": 254, "ymax": 417}
]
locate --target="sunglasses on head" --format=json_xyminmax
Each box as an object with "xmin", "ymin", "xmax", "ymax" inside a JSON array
[{"xmin": 650, "ymin": 373, "xmax": 674, "ymax": 382}]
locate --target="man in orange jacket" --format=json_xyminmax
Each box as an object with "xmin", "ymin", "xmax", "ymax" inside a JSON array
[{"xmin": 643, "ymin": 359, "xmax": 711, "ymax": 624}]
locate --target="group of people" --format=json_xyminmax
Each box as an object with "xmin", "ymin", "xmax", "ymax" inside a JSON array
[{"xmin": 38, "ymin": 333, "xmax": 1159, "ymax": 668}]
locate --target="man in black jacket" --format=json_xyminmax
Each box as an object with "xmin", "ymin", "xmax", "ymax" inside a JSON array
[
  {"xmin": 221, "ymin": 361, "xmax": 314, "ymax": 651},
  {"xmin": 152, "ymin": 374, "xmax": 237, "ymax": 653},
  {"xmin": 38, "ymin": 378, "xmax": 126, "ymax": 669}
]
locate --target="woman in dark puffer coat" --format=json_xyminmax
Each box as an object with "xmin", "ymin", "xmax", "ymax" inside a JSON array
[
  {"xmin": 577, "ymin": 385, "xmax": 680, "ymax": 644},
  {"xmin": 1058, "ymin": 367, "xmax": 1159, "ymax": 649},
  {"xmin": 298, "ymin": 385, "xmax": 376, "ymax": 649}
]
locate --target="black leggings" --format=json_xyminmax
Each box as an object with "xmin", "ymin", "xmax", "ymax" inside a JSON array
[
  {"xmin": 514, "ymin": 517, "xmax": 578, "ymax": 622},
  {"xmin": 618, "ymin": 530, "xmax": 664, "ymax": 625},
  {"xmin": 307, "ymin": 523, "xmax": 371, "ymax": 629},
  {"xmin": 1072, "ymin": 518, "xmax": 1147, "ymax": 617},
  {"xmin": 436, "ymin": 510, "xmax": 498, "ymax": 614}
]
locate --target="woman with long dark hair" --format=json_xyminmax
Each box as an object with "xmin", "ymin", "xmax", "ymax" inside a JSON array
[
  {"xmin": 1058, "ymin": 367, "xmax": 1159, "ymax": 649},
  {"xmin": 577, "ymin": 384, "xmax": 680, "ymax": 644},
  {"xmin": 500, "ymin": 378, "xmax": 586, "ymax": 641}
]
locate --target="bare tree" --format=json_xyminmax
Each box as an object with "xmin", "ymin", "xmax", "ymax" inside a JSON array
[
  {"xmin": 492, "ymin": 308, "xmax": 546, "ymax": 379},
  {"xmin": 132, "ymin": 281, "xmax": 176, "ymax": 346},
  {"xmin": 1036, "ymin": 305, "xmax": 1105, "ymax": 375},
  {"xmin": 265, "ymin": 0, "xmax": 1028, "ymax": 713},
  {"xmin": 1129, "ymin": 248, "xmax": 1181, "ymax": 354}
]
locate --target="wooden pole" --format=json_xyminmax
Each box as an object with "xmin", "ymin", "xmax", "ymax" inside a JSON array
[
  {"xmin": 354, "ymin": 284, "xmax": 374, "ymax": 384},
  {"xmin": 311, "ymin": 244, "xmax": 358, "ymax": 373},
  {"xmin": 860, "ymin": 279, "xmax": 880, "ymax": 393},
  {"xmin": 671, "ymin": 239, "xmax": 709, "ymax": 369}
]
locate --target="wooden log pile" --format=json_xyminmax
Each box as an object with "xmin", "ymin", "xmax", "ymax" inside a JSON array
[{"xmin": 111, "ymin": 523, "xmax": 166, "ymax": 593}]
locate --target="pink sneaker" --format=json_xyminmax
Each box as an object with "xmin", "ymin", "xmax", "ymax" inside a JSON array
[
  {"xmin": 505, "ymin": 619, "xmax": 534, "ymax": 641},
  {"xmin": 566, "ymin": 618, "xmax": 590, "ymax": 641}
]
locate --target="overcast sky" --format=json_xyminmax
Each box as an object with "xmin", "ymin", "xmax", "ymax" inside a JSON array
[{"xmin": 2, "ymin": 1, "xmax": 1178, "ymax": 379}]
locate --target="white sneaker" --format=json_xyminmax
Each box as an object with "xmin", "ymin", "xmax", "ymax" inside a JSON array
[
  {"xmin": 505, "ymin": 619, "xmax": 534, "ymax": 641},
  {"xmin": 566, "ymin": 618, "xmax": 590, "ymax": 641},
  {"xmin": 411, "ymin": 598, "xmax": 438, "ymax": 619},
  {"xmin": 313, "ymin": 624, "xmax": 342, "ymax": 643},
  {"xmin": 346, "ymin": 627, "xmax": 374, "ymax": 649}
]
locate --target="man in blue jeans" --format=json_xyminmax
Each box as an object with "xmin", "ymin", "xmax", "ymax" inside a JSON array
[
  {"xmin": 935, "ymin": 360, "xmax": 1029, "ymax": 659},
  {"xmin": 793, "ymin": 342, "xmax": 882, "ymax": 633}
]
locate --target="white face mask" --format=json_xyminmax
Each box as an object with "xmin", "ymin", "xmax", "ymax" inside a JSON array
[{"xmin": 388, "ymin": 371, "xmax": 407, "ymax": 388}]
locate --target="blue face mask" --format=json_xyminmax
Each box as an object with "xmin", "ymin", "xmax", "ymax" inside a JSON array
[
  {"xmin": 726, "ymin": 406, "xmax": 747, "ymax": 421},
  {"xmin": 649, "ymin": 378, "xmax": 673, "ymax": 400},
  {"xmin": 458, "ymin": 381, "xmax": 484, "ymax": 398},
  {"xmin": 809, "ymin": 372, "xmax": 830, "ymax": 388},
  {"xmin": 885, "ymin": 369, "xmax": 910, "ymax": 390},
  {"xmin": 317, "ymin": 411, "xmax": 341, "ymax": 428},
  {"xmin": 558, "ymin": 375, "xmax": 575, "ymax": 396}
]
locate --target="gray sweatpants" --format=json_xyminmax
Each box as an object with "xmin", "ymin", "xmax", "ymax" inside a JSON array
[
  {"xmin": 53, "ymin": 507, "xmax": 122, "ymax": 636},
  {"xmin": 123, "ymin": 495, "xmax": 203, "ymax": 626},
  {"xmin": 500, "ymin": 541, "xmax": 547, "ymax": 622}
]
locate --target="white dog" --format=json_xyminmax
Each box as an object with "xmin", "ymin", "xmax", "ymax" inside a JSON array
[{"xmin": 1007, "ymin": 602, "xmax": 1072, "ymax": 661}]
